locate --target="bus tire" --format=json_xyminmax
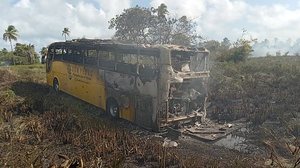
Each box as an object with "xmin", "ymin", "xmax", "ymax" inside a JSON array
[
  {"xmin": 106, "ymin": 99, "xmax": 119, "ymax": 119},
  {"xmin": 53, "ymin": 78, "xmax": 59, "ymax": 92}
]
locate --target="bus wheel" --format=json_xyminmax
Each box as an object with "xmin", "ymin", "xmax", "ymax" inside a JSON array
[
  {"xmin": 106, "ymin": 99, "xmax": 119, "ymax": 118},
  {"xmin": 53, "ymin": 78, "xmax": 59, "ymax": 92}
]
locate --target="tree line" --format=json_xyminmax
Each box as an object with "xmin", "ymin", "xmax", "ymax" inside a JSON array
[
  {"xmin": 109, "ymin": 4, "xmax": 254, "ymax": 63},
  {"xmin": 109, "ymin": 4, "xmax": 200, "ymax": 46},
  {"xmin": 1, "ymin": 25, "xmax": 70, "ymax": 66},
  {"xmin": 1, "ymin": 3, "xmax": 255, "ymax": 65},
  {"xmin": 1, "ymin": 25, "xmax": 40, "ymax": 65}
]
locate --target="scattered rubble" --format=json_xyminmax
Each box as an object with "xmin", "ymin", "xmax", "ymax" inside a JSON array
[
  {"xmin": 162, "ymin": 138, "xmax": 178, "ymax": 148},
  {"xmin": 179, "ymin": 118, "xmax": 247, "ymax": 141}
]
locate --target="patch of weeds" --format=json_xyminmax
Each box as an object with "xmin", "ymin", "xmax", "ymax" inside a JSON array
[
  {"xmin": 0, "ymin": 89, "xmax": 18, "ymax": 122},
  {"xmin": 0, "ymin": 89, "xmax": 16, "ymax": 105}
]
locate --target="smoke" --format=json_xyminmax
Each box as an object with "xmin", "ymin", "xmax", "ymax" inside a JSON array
[
  {"xmin": 252, "ymin": 38, "xmax": 300, "ymax": 56},
  {"xmin": 0, "ymin": 61, "xmax": 11, "ymax": 67}
]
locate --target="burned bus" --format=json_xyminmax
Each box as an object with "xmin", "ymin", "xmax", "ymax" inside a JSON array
[{"xmin": 46, "ymin": 39, "xmax": 209, "ymax": 131}]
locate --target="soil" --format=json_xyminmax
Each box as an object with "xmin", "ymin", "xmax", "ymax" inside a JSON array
[{"xmin": 0, "ymin": 68, "xmax": 16, "ymax": 89}]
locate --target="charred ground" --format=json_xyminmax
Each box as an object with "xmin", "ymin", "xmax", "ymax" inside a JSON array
[{"xmin": 0, "ymin": 56, "xmax": 299, "ymax": 167}]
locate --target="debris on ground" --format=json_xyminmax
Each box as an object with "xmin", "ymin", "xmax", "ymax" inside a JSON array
[
  {"xmin": 181, "ymin": 118, "xmax": 247, "ymax": 141},
  {"xmin": 163, "ymin": 138, "xmax": 178, "ymax": 148}
]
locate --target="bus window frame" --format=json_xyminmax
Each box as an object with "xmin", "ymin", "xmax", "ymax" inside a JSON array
[
  {"xmin": 48, "ymin": 44, "xmax": 159, "ymax": 77},
  {"xmin": 47, "ymin": 47, "xmax": 55, "ymax": 61},
  {"xmin": 62, "ymin": 48, "xmax": 73, "ymax": 62},
  {"xmin": 53, "ymin": 48, "xmax": 64, "ymax": 61},
  {"xmin": 84, "ymin": 49, "xmax": 98, "ymax": 66}
]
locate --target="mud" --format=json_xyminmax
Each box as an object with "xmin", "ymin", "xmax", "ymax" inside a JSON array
[{"xmin": 214, "ymin": 127, "xmax": 265, "ymax": 155}]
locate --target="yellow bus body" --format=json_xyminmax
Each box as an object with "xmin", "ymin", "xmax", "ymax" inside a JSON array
[{"xmin": 46, "ymin": 61, "xmax": 135, "ymax": 122}]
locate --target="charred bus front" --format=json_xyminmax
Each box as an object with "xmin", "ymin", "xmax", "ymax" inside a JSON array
[{"xmin": 157, "ymin": 45, "xmax": 209, "ymax": 130}]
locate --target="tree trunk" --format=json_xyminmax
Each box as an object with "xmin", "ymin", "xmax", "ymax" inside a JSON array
[
  {"xmin": 9, "ymin": 39, "xmax": 13, "ymax": 52},
  {"xmin": 9, "ymin": 39, "xmax": 15, "ymax": 65},
  {"xmin": 27, "ymin": 52, "xmax": 32, "ymax": 64}
]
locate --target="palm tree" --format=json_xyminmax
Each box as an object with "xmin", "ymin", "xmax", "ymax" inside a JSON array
[
  {"xmin": 62, "ymin": 27, "xmax": 70, "ymax": 41},
  {"xmin": 3, "ymin": 25, "xmax": 19, "ymax": 52},
  {"xmin": 157, "ymin": 3, "xmax": 168, "ymax": 18},
  {"xmin": 25, "ymin": 44, "xmax": 35, "ymax": 64}
]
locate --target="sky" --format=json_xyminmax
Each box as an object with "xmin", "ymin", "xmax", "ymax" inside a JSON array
[{"xmin": 1, "ymin": 0, "xmax": 300, "ymax": 55}]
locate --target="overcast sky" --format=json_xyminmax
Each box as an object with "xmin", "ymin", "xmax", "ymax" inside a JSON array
[{"xmin": 1, "ymin": 0, "xmax": 300, "ymax": 53}]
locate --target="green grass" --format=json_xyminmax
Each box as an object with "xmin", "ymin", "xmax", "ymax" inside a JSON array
[
  {"xmin": 210, "ymin": 56, "xmax": 300, "ymax": 122},
  {"xmin": 8, "ymin": 64, "xmax": 46, "ymax": 83}
]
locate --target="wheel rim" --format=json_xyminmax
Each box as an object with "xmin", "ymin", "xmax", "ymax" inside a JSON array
[
  {"xmin": 54, "ymin": 80, "xmax": 59, "ymax": 91},
  {"xmin": 109, "ymin": 105, "xmax": 118, "ymax": 117}
]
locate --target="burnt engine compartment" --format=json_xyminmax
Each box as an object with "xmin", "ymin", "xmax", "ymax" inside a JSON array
[{"xmin": 168, "ymin": 79, "xmax": 207, "ymax": 118}]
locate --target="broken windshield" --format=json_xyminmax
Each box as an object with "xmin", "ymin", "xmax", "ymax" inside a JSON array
[{"xmin": 171, "ymin": 51, "xmax": 208, "ymax": 72}]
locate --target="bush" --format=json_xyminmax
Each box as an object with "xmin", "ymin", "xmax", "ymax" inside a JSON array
[
  {"xmin": 209, "ymin": 56, "xmax": 300, "ymax": 124},
  {"xmin": 217, "ymin": 39, "xmax": 253, "ymax": 63}
]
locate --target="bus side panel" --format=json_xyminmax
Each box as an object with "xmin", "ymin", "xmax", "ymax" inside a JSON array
[
  {"xmin": 47, "ymin": 61, "xmax": 106, "ymax": 109},
  {"xmin": 135, "ymin": 96, "xmax": 153, "ymax": 130},
  {"xmin": 119, "ymin": 96, "xmax": 135, "ymax": 122},
  {"xmin": 104, "ymin": 70, "xmax": 159, "ymax": 129},
  {"xmin": 46, "ymin": 71, "xmax": 53, "ymax": 87},
  {"xmin": 85, "ymin": 68, "xmax": 106, "ymax": 108},
  {"xmin": 104, "ymin": 71, "xmax": 136, "ymax": 122},
  {"xmin": 68, "ymin": 65, "xmax": 106, "ymax": 108},
  {"xmin": 49, "ymin": 61, "xmax": 68, "ymax": 91}
]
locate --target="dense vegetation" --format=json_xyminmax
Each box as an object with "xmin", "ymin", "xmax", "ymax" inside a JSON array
[
  {"xmin": 1, "ymin": 25, "xmax": 39, "ymax": 65},
  {"xmin": 109, "ymin": 4, "xmax": 200, "ymax": 46},
  {"xmin": 1, "ymin": 26, "xmax": 71, "ymax": 66},
  {"xmin": 0, "ymin": 44, "xmax": 40, "ymax": 65},
  {"xmin": 208, "ymin": 56, "xmax": 300, "ymax": 167},
  {"xmin": 209, "ymin": 56, "xmax": 300, "ymax": 125}
]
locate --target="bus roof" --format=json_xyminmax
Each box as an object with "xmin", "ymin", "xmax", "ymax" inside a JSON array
[{"xmin": 49, "ymin": 39, "xmax": 209, "ymax": 54}]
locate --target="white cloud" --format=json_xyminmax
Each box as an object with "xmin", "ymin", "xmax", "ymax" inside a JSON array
[
  {"xmin": 149, "ymin": 0, "xmax": 300, "ymax": 42},
  {"xmin": 0, "ymin": 0, "xmax": 131, "ymax": 52},
  {"xmin": 248, "ymin": 4, "xmax": 300, "ymax": 30},
  {"xmin": 98, "ymin": 0, "xmax": 131, "ymax": 18},
  {"xmin": 205, "ymin": 0, "xmax": 247, "ymax": 22},
  {"xmin": 200, "ymin": 0, "xmax": 248, "ymax": 40},
  {"xmin": 14, "ymin": 0, "xmax": 31, "ymax": 8},
  {"xmin": 150, "ymin": 0, "xmax": 207, "ymax": 19},
  {"xmin": 1, "ymin": 0, "xmax": 300, "ymax": 55},
  {"xmin": 149, "ymin": 0, "xmax": 249, "ymax": 40}
]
